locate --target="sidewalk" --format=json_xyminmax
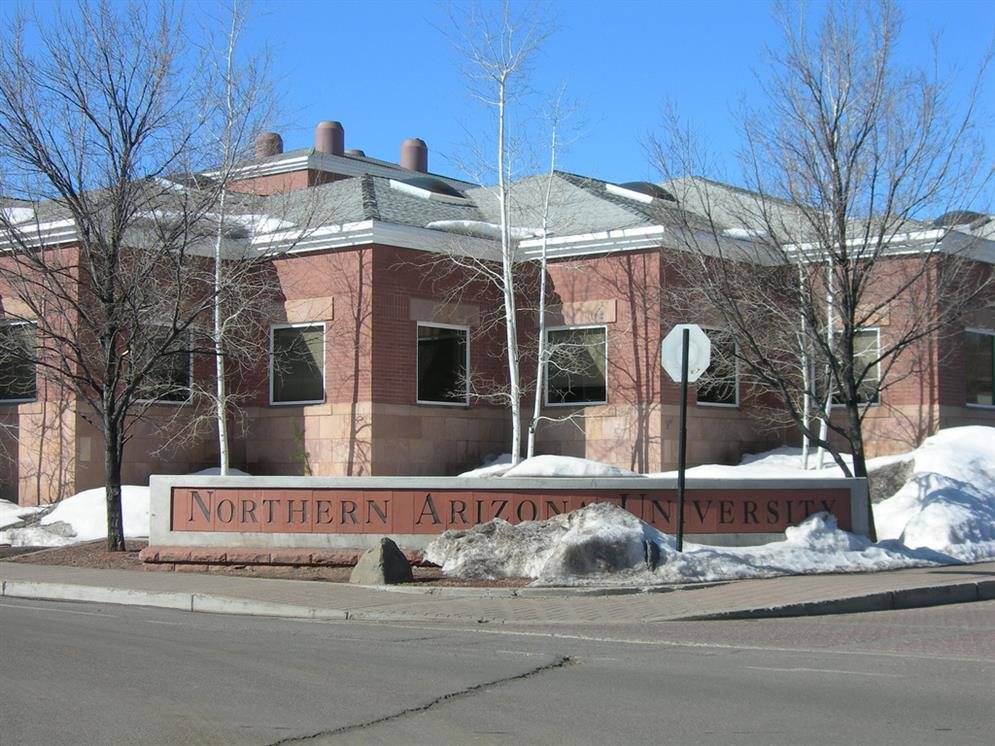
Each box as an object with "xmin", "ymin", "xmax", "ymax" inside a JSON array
[{"xmin": 2, "ymin": 559, "xmax": 993, "ymax": 624}]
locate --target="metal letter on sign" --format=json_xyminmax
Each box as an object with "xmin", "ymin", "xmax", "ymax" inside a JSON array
[{"xmin": 661, "ymin": 324, "xmax": 711, "ymax": 382}]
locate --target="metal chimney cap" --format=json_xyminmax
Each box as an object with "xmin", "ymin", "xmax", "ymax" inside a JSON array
[
  {"xmin": 314, "ymin": 121, "xmax": 345, "ymax": 156},
  {"xmin": 400, "ymin": 138, "xmax": 429, "ymax": 172},
  {"xmin": 255, "ymin": 132, "xmax": 284, "ymax": 158}
]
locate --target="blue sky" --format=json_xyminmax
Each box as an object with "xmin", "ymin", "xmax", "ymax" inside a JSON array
[
  {"xmin": 228, "ymin": 0, "xmax": 993, "ymax": 195},
  {"xmin": 10, "ymin": 0, "xmax": 995, "ymax": 200}
]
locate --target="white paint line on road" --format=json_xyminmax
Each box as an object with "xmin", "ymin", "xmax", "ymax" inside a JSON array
[
  {"xmin": 340, "ymin": 620, "xmax": 995, "ymax": 664},
  {"xmin": 0, "ymin": 600, "xmax": 116, "ymax": 619},
  {"xmin": 744, "ymin": 665, "xmax": 905, "ymax": 678}
]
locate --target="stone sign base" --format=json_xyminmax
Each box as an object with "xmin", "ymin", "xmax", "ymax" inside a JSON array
[
  {"xmin": 146, "ymin": 475, "xmax": 869, "ymax": 569},
  {"xmin": 138, "ymin": 545, "xmax": 427, "ymax": 569}
]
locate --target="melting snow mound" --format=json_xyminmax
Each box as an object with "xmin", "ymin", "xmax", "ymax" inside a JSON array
[
  {"xmin": 0, "ymin": 486, "xmax": 150, "ymax": 547},
  {"xmin": 426, "ymin": 503, "xmax": 664, "ymax": 580},
  {"xmin": 459, "ymin": 454, "xmax": 643, "ymax": 478},
  {"xmin": 874, "ymin": 427, "xmax": 995, "ymax": 562},
  {"xmin": 427, "ymin": 506, "xmax": 977, "ymax": 587},
  {"xmin": 437, "ymin": 426, "xmax": 994, "ymax": 584}
]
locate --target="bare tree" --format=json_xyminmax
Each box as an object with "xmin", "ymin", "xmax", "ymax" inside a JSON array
[
  {"xmin": 654, "ymin": 0, "xmax": 992, "ymax": 539},
  {"xmin": 444, "ymin": 0, "xmax": 553, "ymax": 464},
  {"xmin": 192, "ymin": 0, "xmax": 279, "ymax": 476},
  {"xmin": 525, "ymin": 87, "xmax": 584, "ymax": 458},
  {"xmin": 0, "ymin": 0, "xmax": 222, "ymax": 549}
]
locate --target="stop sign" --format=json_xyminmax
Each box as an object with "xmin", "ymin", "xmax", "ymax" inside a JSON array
[{"xmin": 661, "ymin": 324, "xmax": 711, "ymax": 383}]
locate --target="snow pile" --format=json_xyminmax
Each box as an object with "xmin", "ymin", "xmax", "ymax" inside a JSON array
[
  {"xmin": 459, "ymin": 453, "xmax": 515, "ymax": 478},
  {"xmin": 459, "ymin": 454, "xmax": 642, "ymax": 478},
  {"xmin": 0, "ymin": 467, "xmax": 255, "ymax": 547},
  {"xmin": 874, "ymin": 427, "xmax": 995, "ymax": 562},
  {"xmin": 41, "ymin": 485, "xmax": 150, "ymax": 541},
  {"xmin": 650, "ymin": 446, "xmax": 855, "ymax": 479},
  {"xmin": 191, "ymin": 467, "xmax": 252, "ymax": 476},
  {"xmin": 426, "ymin": 503, "xmax": 662, "ymax": 580},
  {"xmin": 427, "ymin": 507, "xmax": 948, "ymax": 586},
  {"xmin": 0, "ymin": 486, "xmax": 150, "ymax": 547},
  {"xmin": 433, "ymin": 426, "xmax": 994, "ymax": 584},
  {"xmin": 0, "ymin": 499, "xmax": 43, "ymax": 530},
  {"xmin": 504, "ymin": 455, "xmax": 642, "ymax": 478}
]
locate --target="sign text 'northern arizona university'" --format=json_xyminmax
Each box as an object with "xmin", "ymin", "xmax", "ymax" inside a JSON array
[{"xmin": 171, "ymin": 487, "xmax": 853, "ymax": 535}]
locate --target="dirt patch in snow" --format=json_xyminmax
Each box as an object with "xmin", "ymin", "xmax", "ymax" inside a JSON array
[{"xmin": 5, "ymin": 540, "xmax": 148, "ymax": 569}]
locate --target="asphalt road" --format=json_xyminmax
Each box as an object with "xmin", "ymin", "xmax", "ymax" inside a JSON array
[{"xmin": 2, "ymin": 597, "xmax": 992, "ymax": 745}]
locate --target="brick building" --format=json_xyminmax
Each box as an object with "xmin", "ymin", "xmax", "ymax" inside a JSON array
[{"xmin": 2, "ymin": 121, "xmax": 993, "ymax": 505}]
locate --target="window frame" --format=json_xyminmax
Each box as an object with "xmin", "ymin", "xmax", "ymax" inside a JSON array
[
  {"xmin": 544, "ymin": 324, "xmax": 608, "ymax": 408},
  {"xmin": 965, "ymin": 327, "xmax": 995, "ymax": 409},
  {"xmin": 269, "ymin": 322, "xmax": 326, "ymax": 406},
  {"xmin": 696, "ymin": 331, "xmax": 739, "ymax": 408},
  {"xmin": 0, "ymin": 320, "xmax": 37, "ymax": 404},
  {"xmin": 831, "ymin": 327, "xmax": 881, "ymax": 407},
  {"xmin": 415, "ymin": 322, "xmax": 470, "ymax": 407}
]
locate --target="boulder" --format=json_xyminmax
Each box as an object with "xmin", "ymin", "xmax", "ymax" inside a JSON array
[
  {"xmin": 349, "ymin": 537, "xmax": 414, "ymax": 585},
  {"xmin": 867, "ymin": 457, "xmax": 914, "ymax": 503}
]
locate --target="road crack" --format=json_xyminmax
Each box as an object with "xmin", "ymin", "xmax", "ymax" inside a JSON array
[{"xmin": 267, "ymin": 655, "xmax": 572, "ymax": 744}]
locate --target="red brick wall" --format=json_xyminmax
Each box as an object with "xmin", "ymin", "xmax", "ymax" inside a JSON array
[
  {"xmin": 371, "ymin": 246, "xmax": 509, "ymax": 406},
  {"xmin": 534, "ymin": 249, "xmax": 775, "ymax": 472},
  {"xmin": 244, "ymin": 243, "xmax": 513, "ymax": 477},
  {"xmin": 229, "ymin": 169, "xmax": 345, "ymax": 196}
]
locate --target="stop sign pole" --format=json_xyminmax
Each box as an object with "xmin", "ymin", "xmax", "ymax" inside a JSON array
[
  {"xmin": 676, "ymin": 327, "xmax": 690, "ymax": 552},
  {"xmin": 662, "ymin": 324, "xmax": 711, "ymax": 552}
]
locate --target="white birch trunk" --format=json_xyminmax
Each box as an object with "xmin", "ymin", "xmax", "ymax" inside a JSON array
[
  {"xmin": 799, "ymin": 261, "xmax": 811, "ymax": 469},
  {"xmin": 497, "ymin": 72, "xmax": 522, "ymax": 464},
  {"xmin": 817, "ymin": 260, "xmax": 834, "ymax": 470},
  {"xmin": 526, "ymin": 115, "xmax": 559, "ymax": 459},
  {"xmin": 213, "ymin": 190, "xmax": 230, "ymax": 476},
  {"xmin": 211, "ymin": 7, "xmax": 239, "ymax": 477}
]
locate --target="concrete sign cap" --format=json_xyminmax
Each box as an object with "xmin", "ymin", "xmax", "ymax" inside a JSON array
[{"xmin": 662, "ymin": 324, "xmax": 711, "ymax": 383}]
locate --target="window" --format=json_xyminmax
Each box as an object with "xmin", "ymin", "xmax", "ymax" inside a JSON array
[
  {"xmin": 546, "ymin": 326, "xmax": 607, "ymax": 406},
  {"xmin": 0, "ymin": 321, "xmax": 36, "ymax": 402},
  {"xmin": 417, "ymin": 323, "xmax": 468, "ymax": 405},
  {"xmin": 852, "ymin": 328, "xmax": 880, "ymax": 404},
  {"xmin": 136, "ymin": 330, "xmax": 192, "ymax": 404},
  {"xmin": 832, "ymin": 328, "xmax": 880, "ymax": 405},
  {"xmin": 697, "ymin": 336, "xmax": 738, "ymax": 406},
  {"xmin": 966, "ymin": 329, "xmax": 994, "ymax": 406},
  {"xmin": 271, "ymin": 324, "xmax": 325, "ymax": 404}
]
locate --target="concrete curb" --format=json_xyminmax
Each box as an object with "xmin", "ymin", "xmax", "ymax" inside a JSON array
[
  {"xmin": 681, "ymin": 579, "xmax": 995, "ymax": 621},
  {"xmin": 1, "ymin": 580, "xmax": 348, "ymax": 621},
  {"xmin": 345, "ymin": 579, "xmax": 731, "ymax": 598},
  {"xmin": 4, "ymin": 577, "xmax": 994, "ymax": 624}
]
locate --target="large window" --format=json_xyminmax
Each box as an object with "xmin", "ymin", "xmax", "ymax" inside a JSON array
[
  {"xmin": 831, "ymin": 328, "xmax": 880, "ymax": 405},
  {"xmin": 417, "ymin": 323, "xmax": 468, "ymax": 405},
  {"xmin": 852, "ymin": 328, "xmax": 880, "ymax": 405},
  {"xmin": 0, "ymin": 321, "xmax": 36, "ymax": 403},
  {"xmin": 136, "ymin": 331, "xmax": 192, "ymax": 404},
  {"xmin": 697, "ymin": 335, "xmax": 738, "ymax": 406},
  {"xmin": 546, "ymin": 326, "xmax": 607, "ymax": 406},
  {"xmin": 271, "ymin": 324, "xmax": 325, "ymax": 404},
  {"xmin": 966, "ymin": 329, "xmax": 994, "ymax": 406}
]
